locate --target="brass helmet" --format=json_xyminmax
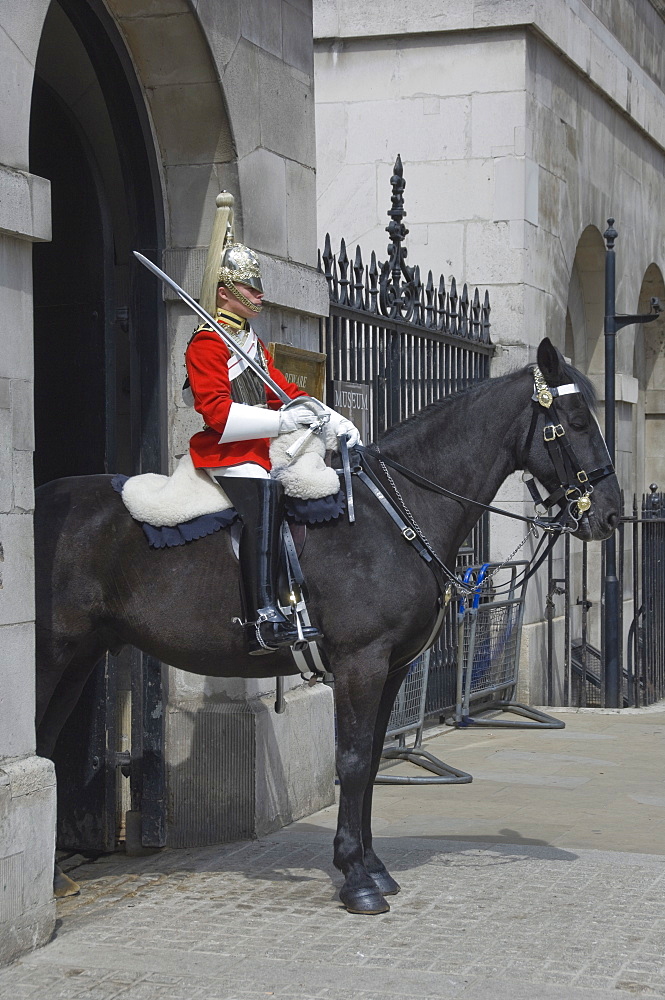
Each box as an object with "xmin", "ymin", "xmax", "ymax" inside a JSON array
[{"xmin": 199, "ymin": 191, "xmax": 263, "ymax": 316}]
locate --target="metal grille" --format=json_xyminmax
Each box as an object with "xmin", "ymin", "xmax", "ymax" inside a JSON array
[
  {"xmin": 571, "ymin": 640, "xmax": 603, "ymax": 708},
  {"xmin": 321, "ymin": 270, "xmax": 492, "ymax": 434},
  {"xmin": 465, "ymin": 600, "xmax": 523, "ymax": 699},
  {"xmin": 385, "ymin": 655, "xmax": 429, "ymax": 740},
  {"xmin": 642, "ymin": 489, "xmax": 665, "ymax": 704},
  {"xmin": 323, "ymin": 308, "xmax": 492, "ymax": 443}
]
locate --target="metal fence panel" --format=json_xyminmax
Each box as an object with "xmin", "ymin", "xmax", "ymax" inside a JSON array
[
  {"xmin": 455, "ymin": 562, "xmax": 563, "ymax": 729},
  {"xmin": 385, "ymin": 655, "xmax": 429, "ymax": 740},
  {"xmin": 377, "ymin": 651, "xmax": 472, "ymax": 785},
  {"xmin": 465, "ymin": 599, "xmax": 524, "ymax": 702}
]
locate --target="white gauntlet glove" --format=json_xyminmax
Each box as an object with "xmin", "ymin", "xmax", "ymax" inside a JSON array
[
  {"xmin": 219, "ymin": 399, "xmax": 361, "ymax": 448},
  {"xmin": 328, "ymin": 413, "xmax": 361, "ymax": 448},
  {"xmin": 218, "ymin": 403, "xmax": 282, "ymax": 443},
  {"xmin": 278, "ymin": 403, "xmax": 320, "ymax": 434},
  {"xmin": 312, "ymin": 403, "xmax": 361, "ymax": 448}
]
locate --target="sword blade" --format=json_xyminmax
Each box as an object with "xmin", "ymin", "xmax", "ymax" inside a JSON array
[{"xmin": 133, "ymin": 251, "xmax": 291, "ymax": 405}]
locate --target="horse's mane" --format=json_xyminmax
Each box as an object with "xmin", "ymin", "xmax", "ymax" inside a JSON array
[{"xmin": 381, "ymin": 358, "xmax": 596, "ymax": 444}]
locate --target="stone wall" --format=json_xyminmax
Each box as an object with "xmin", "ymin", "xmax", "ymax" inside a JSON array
[
  {"xmin": 314, "ymin": 0, "xmax": 665, "ymax": 703},
  {"xmin": 0, "ymin": 0, "xmax": 332, "ymax": 964},
  {"xmin": 0, "ymin": 1, "xmax": 58, "ymax": 966}
]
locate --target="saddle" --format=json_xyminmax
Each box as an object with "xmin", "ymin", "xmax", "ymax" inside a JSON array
[{"xmin": 112, "ymin": 412, "xmax": 348, "ymax": 551}]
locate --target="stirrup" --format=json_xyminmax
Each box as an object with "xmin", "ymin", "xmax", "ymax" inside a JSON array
[{"xmin": 232, "ymin": 612, "xmax": 321, "ymax": 655}]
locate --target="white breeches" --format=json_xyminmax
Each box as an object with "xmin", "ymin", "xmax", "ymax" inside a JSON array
[{"xmin": 204, "ymin": 463, "xmax": 270, "ymax": 481}]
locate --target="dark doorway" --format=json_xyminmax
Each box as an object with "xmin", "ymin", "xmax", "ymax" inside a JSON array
[
  {"xmin": 31, "ymin": 79, "xmax": 108, "ymax": 486},
  {"xmin": 30, "ymin": 0, "xmax": 166, "ymax": 853}
]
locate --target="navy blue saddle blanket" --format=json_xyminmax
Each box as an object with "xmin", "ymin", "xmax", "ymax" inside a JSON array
[{"xmin": 112, "ymin": 475, "xmax": 344, "ymax": 549}]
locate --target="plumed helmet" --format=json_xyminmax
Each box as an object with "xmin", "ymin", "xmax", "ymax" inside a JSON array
[
  {"xmin": 219, "ymin": 242, "xmax": 263, "ymax": 295},
  {"xmin": 199, "ymin": 192, "xmax": 263, "ymax": 316}
]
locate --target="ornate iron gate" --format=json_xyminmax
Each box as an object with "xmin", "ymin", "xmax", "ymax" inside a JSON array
[{"xmin": 319, "ymin": 156, "xmax": 494, "ymax": 718}]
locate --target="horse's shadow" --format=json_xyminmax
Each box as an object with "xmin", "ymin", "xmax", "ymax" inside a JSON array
[
  {"xmin": 55, "ymin": 699, "xmax": 578, "ymax": 910},
  {"xmin": 58, "ymin": 827, "xmax": 579, "ymax": 907}
]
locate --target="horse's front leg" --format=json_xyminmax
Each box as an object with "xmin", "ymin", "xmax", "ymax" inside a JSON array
[
  {"xmin": 333, "ymin": 649, "xmax": 391, "ymax": 915},
  {"xmin": 361, "ymin": 664, "xmax": 409, "ymax": 896}
]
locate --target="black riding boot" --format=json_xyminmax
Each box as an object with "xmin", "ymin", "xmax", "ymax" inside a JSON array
[{"xmin": 217, "ymin": 476, "xmax": 323, "ymax": 655}]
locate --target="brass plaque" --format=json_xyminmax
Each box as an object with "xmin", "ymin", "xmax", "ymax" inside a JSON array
[{"xmin": 268, "ymin": 343, "xmax": 327, "ymax": 402}]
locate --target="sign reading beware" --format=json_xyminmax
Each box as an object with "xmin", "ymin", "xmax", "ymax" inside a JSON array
[{"xmin": 268, "ymin": 343, "xmax": 327, "ymax": 402}]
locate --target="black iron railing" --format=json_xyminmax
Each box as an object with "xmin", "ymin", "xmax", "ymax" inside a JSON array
[{"xmin": 319, "ymin": 155, "xmax": 492, "ymax": 443}]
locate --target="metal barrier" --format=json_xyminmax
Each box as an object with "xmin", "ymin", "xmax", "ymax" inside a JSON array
[
  {"xmin": 376, "ymin": 650, "xmax": 472, "ymax": 785},
  {"xmin": 455, "ymin": 562, "xmax": 564, "ymax": 729},
  {"xmin": 548, "ymin": 485, "xmax": 665, "ymax": 708}
]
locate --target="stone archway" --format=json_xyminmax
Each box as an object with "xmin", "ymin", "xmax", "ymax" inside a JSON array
[
  {"xmin": 634, "ymin": 263, "xmax": 665, "ymax": 491},
  {"xmin": 565, "ymin": 225, "xmax": 606, "ymax": 376},
  {"xmin": 30, "ymin": 0, "xmax": 166, "ymax": 484},
  {"xmin": 562, "ymin": 225, "xmax": 609, "ymax": 666},
  {"xmin": 105, "ymin": 0, "xmax": 237, "ymax": 251},
  {"xmin": 30, "ymin": 0, "xmax": 170, "ymax": 854}
]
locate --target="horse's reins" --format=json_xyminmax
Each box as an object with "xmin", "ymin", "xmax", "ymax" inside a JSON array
[{"xmin": 338, "ymin": 365, "xmax": 615, "ymax": 599}]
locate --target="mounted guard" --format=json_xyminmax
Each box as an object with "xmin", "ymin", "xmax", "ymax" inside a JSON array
[{"xmin": 182, "ymin": 192, "xmax": 360, "ymax": 655}]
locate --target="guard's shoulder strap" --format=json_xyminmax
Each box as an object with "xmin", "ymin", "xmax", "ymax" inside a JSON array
[{"xmin": 186, "ymin": 322, "xmax": 214, "ymax": 348}]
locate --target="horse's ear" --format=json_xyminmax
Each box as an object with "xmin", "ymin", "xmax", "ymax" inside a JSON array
[{"xmin": 536, "ymin": 337, "xmax": 564, "ymax": 383}]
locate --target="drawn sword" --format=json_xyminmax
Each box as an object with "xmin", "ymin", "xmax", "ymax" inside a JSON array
[{"xmin": 133, "ymin": 250, "xmax": 297, "ymax": 406}]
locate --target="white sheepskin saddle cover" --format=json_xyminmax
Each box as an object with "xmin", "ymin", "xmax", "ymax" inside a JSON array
[{"xmin": 119, "ymin": 426, "xmax": 340, "ymax": 527}]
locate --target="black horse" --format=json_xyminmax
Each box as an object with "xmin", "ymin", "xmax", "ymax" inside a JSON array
[{"xmin": 35, "ymin": 339, "xmax": 620, "ymax": 913}]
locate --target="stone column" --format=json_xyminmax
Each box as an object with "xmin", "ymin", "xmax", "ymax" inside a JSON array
[{"xmin": 0, "ymin": 164, "xmax": 58, "ymax": 964}]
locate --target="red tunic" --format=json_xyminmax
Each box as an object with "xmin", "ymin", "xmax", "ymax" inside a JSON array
[{"xmin": 185, "ymin": 327, "xmax": 307, "ymax": 470}]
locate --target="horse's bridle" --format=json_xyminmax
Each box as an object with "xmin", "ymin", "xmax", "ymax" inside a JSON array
[
  {"xmin": 520, "ymin": 365, "xmax": 615, "ymax": 529},
  {"xmin": 338, "ymin": 364, "xmax": 616, "ymax": 600}
]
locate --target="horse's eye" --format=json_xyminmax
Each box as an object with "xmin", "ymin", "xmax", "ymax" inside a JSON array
[{"xmin": 569, "ymin": 417, "xmax": 588, "ymax": 432}]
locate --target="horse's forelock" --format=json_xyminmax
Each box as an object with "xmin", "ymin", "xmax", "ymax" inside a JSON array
[
  {"xmin": 557, "ymin": 360, "xmax": 597, "ymax": 412},
  {"xmin": 533, "ymin": 357, "xmax": 597, "ymax": 412}
]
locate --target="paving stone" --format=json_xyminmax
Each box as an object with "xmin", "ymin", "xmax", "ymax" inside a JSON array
[{"xmin": 3, "ymin": 713, "xmax": 665, "ymax": 999}]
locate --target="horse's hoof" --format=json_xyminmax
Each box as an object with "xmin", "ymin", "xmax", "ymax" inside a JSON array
[
  {"xmin": 53, "ymin": 865, "xmax": 80, "ymax": 899},
  {"xmin": 369, "ymin": 870, "xmax": 401, "ymax": 895},
  {"xmin": 339, "ymin": 885, "xmax": 390, "ymax": 914}
]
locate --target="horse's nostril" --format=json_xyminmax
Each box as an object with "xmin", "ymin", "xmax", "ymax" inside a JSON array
[{"xmin": 607, "ymin": 511, "xmax": 620, "ymax": 530}]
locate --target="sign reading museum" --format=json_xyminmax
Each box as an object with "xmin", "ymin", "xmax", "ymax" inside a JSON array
[{"xmin": 332, "ymin": 380, "xmax": 370, "ymax": 442}]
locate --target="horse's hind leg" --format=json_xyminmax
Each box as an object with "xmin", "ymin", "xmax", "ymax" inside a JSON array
[
  {"xmin": 333, "ymin": 647, "xmax": 391, "ymax": 915},
  {"xmin": 361, "ymin": 664, "xmax": 410, "ymax": 896},
  {"xmin": 36, "ymin": 632, "xmax": 108, "ymax": 758}
]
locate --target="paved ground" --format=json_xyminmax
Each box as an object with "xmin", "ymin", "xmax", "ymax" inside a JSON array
[{"xmin": 1, "ymin": 708, "xmax": 664, "ymax": 1000}]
